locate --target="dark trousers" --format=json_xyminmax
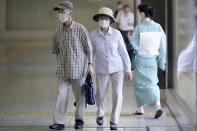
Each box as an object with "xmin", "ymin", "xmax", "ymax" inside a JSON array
[
  {"xmin": 120, "ymin": 30, "xmax": 132, "ymax": 49},
  {"xmin": 120, "ymin": 30, "xmax": 134, "ymax": 70}
]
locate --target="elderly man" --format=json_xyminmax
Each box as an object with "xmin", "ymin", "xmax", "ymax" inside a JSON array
[{"xmin": 49, "ymin": 1, "xmax": 93, "ymax": 130}]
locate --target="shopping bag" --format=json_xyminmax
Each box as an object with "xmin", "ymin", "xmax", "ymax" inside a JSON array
[{"xmin": 84, "ymin": 74, "xmax": 95, "ymax": 105}]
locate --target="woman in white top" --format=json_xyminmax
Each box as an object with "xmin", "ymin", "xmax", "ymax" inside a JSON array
[{"xmin": 90, "ymin": 7, "xmax": 132, "ymax": 130}]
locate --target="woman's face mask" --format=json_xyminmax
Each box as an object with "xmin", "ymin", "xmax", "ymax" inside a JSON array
[
  {"xmin": 58, "ymin": 13, "xmax": 69, "ymax": 23},
  {"xmin": 99, "ymin": 20, "xmax": 110, "ymax": 28}
]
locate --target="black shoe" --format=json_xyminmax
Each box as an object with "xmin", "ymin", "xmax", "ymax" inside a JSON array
[
  {"xmin": 74, "ymin": 119, "xmax": 84, "ymax": 129},
  {"xmin": 110, "ymin": 121, "xmax": 118, "ymax": 130},
  {"xmin": 96, "ymin": 116, "xmax": 104, "ymax": 125},
  {"xmin": 74, "ymin": 102, "xmax": 77, "ymax": 107},
  {"xmin": 49, "ymin": 124, "xmax": 65, "ymax": 130},
  {"xmin": 134, "ymin": 111, "xmax": 144, "ymax": 115},
  {"xmin": 155, "ymin": 109, "xmax": 163, "ymax": 119}
]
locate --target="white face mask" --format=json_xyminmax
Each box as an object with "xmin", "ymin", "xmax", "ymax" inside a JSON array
[
  {"xmin": 58, "ymin": 13, "xmax": 69, "ymax": 23},
  {"xmin": 99, "ymin": 20, "xmax": 110, "ymax": 28}
]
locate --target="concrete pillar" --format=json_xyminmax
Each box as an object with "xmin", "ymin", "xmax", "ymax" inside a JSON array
[
  {"xmin": 134, "ymin": 0, "xmax": 141, "ymax": 26},
  {"xmin": 0, "ymin": 0, "xmax": 6, "ymax": 39}
]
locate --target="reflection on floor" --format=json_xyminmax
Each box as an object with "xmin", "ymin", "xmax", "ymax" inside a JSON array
[{"xmin": 0, "ymin": 41, "xmax": 183, "ymax": 131}]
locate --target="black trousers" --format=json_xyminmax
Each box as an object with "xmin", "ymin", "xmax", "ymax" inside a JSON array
[
  {"xmin": 120, "ymin": 30, "xmax": 134, "ymax": 70},
  {"xmin": 120, "ymin": 30, "xmax": 132, "ymax": 49}
]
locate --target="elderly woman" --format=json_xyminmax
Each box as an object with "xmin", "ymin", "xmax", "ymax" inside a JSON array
[
  {"xmin": 90, "ymin": 7, "xmax": 132, "ymax": 130},
  {"xmin": 128, "ymin": 3, "xmax": 167, "ymax": 118}
]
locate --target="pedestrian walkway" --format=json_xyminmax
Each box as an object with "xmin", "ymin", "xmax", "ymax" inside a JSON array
[{"xmin": 0, "ymin": 41, "xmax": 181, "ymax": 131}]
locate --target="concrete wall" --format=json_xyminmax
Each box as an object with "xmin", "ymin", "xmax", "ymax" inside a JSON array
[
  {"xmin": 0, "ymin": 0, "xmax": 134, "ymax": 41},
  {"xmin": 0, "ymin": 0, "xmax": 52, "ymax": 40}
]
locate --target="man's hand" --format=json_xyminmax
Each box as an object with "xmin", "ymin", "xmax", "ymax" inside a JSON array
[
  {"xmin": 177, "ymin": 71, "xmax": 190, "ymax": 79},
  {"xmin": 128, "ymin": 22, "xmax": 133, "ymax": 26},
  {"xmin": 114, "ymin": 22, "xmax": 119, "ymax": 29},
  {"xmin": 87, "ymin": 64, "xmax": 94, "ymax": 74},
  {"xmin": 126, "ymin": 72, "xmax": 132, "ymax": 81}
]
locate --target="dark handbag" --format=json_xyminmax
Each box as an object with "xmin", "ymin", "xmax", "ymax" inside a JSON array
[
  {"xmin": 84, "ymin": 74, "xmax": 95, "ymax": 105},
  {"xmin": 128, "ymin": 48, "xmax": 135, "ymax": 71}
]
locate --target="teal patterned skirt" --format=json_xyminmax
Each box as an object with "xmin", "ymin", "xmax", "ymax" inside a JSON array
[{"xmin": 133, "ymin": 55, "xmax": 160, "ymax": 107}]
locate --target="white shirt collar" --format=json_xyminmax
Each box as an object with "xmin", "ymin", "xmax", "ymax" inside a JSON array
[{"xmin": 97, "ymin": 26, "xmax": 113, "ymax": 36}]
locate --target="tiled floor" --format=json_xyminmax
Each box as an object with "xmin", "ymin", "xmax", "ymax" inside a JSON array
[{"xmin": 0, "ymin": 41, "xmax": 183, "ymax": 130}]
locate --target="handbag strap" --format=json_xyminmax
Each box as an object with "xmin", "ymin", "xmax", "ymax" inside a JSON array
[
  {"xmin": 89, "ymin": 75, "xmax": 92, "ymax": 83},
  {"xmin": 86, "ymin": 74, "xmax": 92, "ymax": 83}
]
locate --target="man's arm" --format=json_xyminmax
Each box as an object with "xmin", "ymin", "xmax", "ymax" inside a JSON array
[
  {"xmin": 114, "ymin": 11, "xmax": 121, "ymax": 29},
  {"xmin": 51, "ymin": 32, "xmax": 60, "ymax": 75},
  {"xmin": 114, "ymin": 22, "xmax": 119, "ymax": 29},
  {"xmin": 56, "ymin": 55, "xmax": 59, "ymax": 63},
  {"xmin": 81, "ymin": 27, "xmax": 93, "ymax": 74},
  {"xmin": 88, "ymin": 52, "xmax": 93, "ymax": 64},
  {"xmin": 56, "ymin": 55, "xmax": 59, "ymax": 75}
]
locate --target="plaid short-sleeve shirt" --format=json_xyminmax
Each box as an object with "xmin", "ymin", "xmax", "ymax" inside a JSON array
[{"xmin": 51, "ymin": 21, "xmax": 92, "ymax": 80}]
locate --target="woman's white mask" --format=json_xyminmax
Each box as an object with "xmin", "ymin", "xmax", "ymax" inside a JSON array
[
  {"xmin": 99, "ymin": 20, "xmax": 110, "ymax": 28},
  {"xmin": 58, "ymin": 13, "xmax": 69, "ymax": 23}
]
